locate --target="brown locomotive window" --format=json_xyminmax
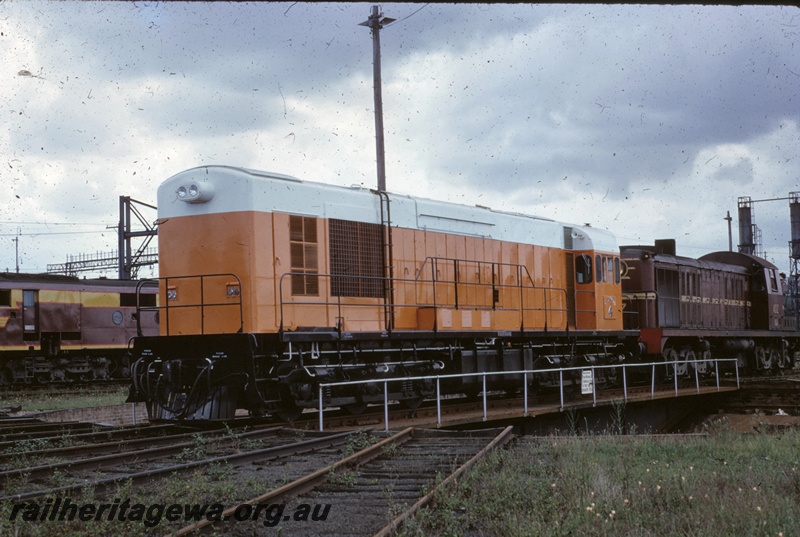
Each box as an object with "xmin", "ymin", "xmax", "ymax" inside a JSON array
[
  {"xmin": 0, "ymin": 290, "xmax": 10, "ymax": 307},
  {"xmin": 329, "ymin": 219, "xmax": 384, "ymax": 298},
  {"xmin": 289, "ymin": 215, "xmax": 319, "ymax": 296},
  {"xmin": 768, "ymin": 269, "xmax": 779, "ymax": 293}
]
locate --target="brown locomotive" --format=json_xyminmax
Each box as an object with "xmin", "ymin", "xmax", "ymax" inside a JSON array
[{"xmin": 621, "ymin": 239, "xmax": 797, "ymax": 375}]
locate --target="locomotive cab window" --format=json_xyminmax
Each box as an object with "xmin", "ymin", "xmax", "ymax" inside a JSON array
[
  {"xmin": 614, "ymin": 257, "xmax": 621, "ymax": 284},
  {"xmin": 0, "ymin": 289, "xmax": 10, "ymax": 307},
  {"xmin": 289, "ymin": 215, "xmax": 319, "ymax": 296},
  {"xmin": 753, "ymin": 272, "xmax": 766, "ymax": 292},
  {"xmin": 768, "ymin": 269, "xmax": 779, "ymax": 293},
  {"xmin": 575, "ymin": 254, "xmax": 592, "ymax": 284}
]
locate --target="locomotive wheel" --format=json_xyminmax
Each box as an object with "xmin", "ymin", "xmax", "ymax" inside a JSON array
[
  {"xmin": 755, "ymin": 346, "xmax": 772, "ymax": 370},
  {"xmin": 777, "ymin": 349, "xmax": 788, "ymax": 369},
  {"xmin": 769, "ymin": 348, "xmax": 782, "ymax": 369},
  {"xmin": 677, "ymin": 348, "xmax": 695, "ymax": 377},
  {"xmin": 696, "ymin": 350, "xmax": 712, "ymax": 376},
  {"xmin": 273, "ymin": 383, "xmax": 303, "ymax": 422},
  {"xmin": 274, "ymin": 403, "xmax": 303, "ymax": 422},
  {"xmin": 662, "ymin": 347, "xmax": 684, "ymax": 378}
]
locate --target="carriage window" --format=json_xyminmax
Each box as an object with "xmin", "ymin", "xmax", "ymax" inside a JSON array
[
  {"xmin": 289, "ymin": 215, "xmax": 319, "ymax": 296},
  {"xmin": 121, "ymin": 293, "xmax": 157, "ymax": 307},
  {"xmin": 576, "ymin": 254, "xmax": 592, "ymax": 284}
]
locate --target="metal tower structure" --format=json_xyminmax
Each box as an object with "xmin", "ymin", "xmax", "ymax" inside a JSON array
[
  {"xmin": 47, "ymin": 196, "xmax": 157, "ymax": 279},
  {"xmin": 117, "ymin": 196, "xmax": 158, "ymax": 279},
  {"xmin": 790, "ymin": 192, "xmax": 800, "ymax": 328},
  {"xmin": 736, "ymin": 193, "xmax": 800, "ymax": 329}
]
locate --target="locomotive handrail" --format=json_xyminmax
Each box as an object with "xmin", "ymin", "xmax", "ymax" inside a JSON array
[
  {"xmin": 137, "ymin": 273, "xmax": 244, "ymax": 336},
  {"xmin": 134, "ymin": 278, "xmax": 160, "ymax": 337},
  {"xmin": 277, "ymin": 265, "xmax": 568, "ymax": 336},
  {"xmin": 316, "ymin": 357, "xmax": 741, "ymax": 432},
  {"xmin": 621, "ymin": 288, "xmax": 659, "ymax": 328},
  {"xmin": 416, "ymin": 256, "xmax": 569, "ymax": 331},
  {"xmin": 278, "ymin": 272, "xmax": 430, "ymax": 336}
]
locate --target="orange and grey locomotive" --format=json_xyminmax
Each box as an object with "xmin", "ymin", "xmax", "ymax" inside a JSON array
[
  {"xmin": 128, "ymin": 165, "xmax": 640, "ymax": 420},
  {"xmin": 0, "ymin": 273, "xmax": 158, "ymax": 385}
]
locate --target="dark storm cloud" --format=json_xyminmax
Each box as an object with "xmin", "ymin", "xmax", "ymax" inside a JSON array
[
  {"xmin": 1, "ymin": 2, "xmax": 798, "ymax": 273},
  {"xmin": 379, "ymin": 4, "xmax": 798, "ymax": 204}
]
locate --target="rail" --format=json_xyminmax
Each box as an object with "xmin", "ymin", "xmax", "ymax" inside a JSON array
[{"xmin": 316, "ymin": 358, "xmax": 740, "ymax": 432}]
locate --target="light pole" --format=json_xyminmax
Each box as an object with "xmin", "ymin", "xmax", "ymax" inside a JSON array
[
  {"xmin": 13, "ymin": 228, "xmax": 20, "ymax": 273},
  {"xmin": 359, "ymin": 5, "xmax": 395, "ymax": 193}
]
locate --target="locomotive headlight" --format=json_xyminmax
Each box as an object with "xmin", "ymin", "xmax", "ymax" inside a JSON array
[
  {"xmin": 226, "ymin": 284, "xmax": 241, "ymax": 299},
  {"xmin": 176, "ymin": 180, "xmax": 215, "ymax": 204}
]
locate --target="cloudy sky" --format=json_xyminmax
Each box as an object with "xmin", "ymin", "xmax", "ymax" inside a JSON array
[{"xmin": 1, "ymin": 2, "xmax": 798, "ymax": 277}]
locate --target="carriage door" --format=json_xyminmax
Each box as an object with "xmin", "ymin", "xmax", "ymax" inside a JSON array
[{"xmin": 22, "ymin": 290, "xmax": 39, "ymax": 341}]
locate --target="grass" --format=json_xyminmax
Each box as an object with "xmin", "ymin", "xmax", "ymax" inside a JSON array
[
  {"xmin": 399, "ymin": 422, "xmax": 800, "ymax": 537},
  {"xmin": 3, "ymin": 422, "xmax": 798, "ymax": 536},
  {"xmin": 0, "ymin": 386, "xmax": 129, "ymax": 411}
]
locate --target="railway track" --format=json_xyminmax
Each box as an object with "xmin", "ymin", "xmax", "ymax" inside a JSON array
[
  {"xmin": 0, "ymin": 426, "xmax": 356, "ymax": 503},
  {"xmin": 1, "ymin": 421, "xmax": 512, "ymax": 536},
  {"xmin": 173, "ymin": 426, "xmax": 514, "ymax": 536}
]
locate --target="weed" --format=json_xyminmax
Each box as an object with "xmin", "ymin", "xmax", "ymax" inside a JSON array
[
  {"xmin": 327, "ymin": 468, "xmax": 359, "ymax": 487},
  {"xmin": 6, "ymin": 437, "xmax": 53, "ymax": 453},
  {"xmin": 382, "ymin": 441, "xmax": 399, "ymax": 457},
  {"xmin": 400, "ymin": 430, "xmax": 800, "ymax": 536},
  {"xmin": 609, "ymin": 399, "xmax": 626, "ymax": 435},
  {"xmin": 176, "ymin": 433, "xmax": 210, "ymax": 462},
  {"xmin": 343, "ymin": 430, "xmax": 375, "ymax": 457}
]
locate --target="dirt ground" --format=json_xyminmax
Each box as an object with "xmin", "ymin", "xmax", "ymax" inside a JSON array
[{"xmin": 704, "ymin": 412, "xmax": 800, "ymax": 433}]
